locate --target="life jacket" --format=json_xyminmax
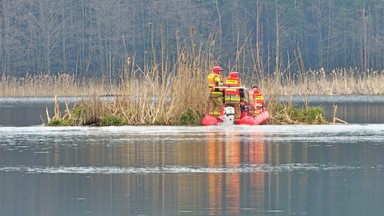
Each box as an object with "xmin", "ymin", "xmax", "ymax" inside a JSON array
[
  {"xmin": 224, "ymin": 76, "xmax": 241, "ymax": 103},
  {"xmin": 249, "ymin": 89, "xmax": 265, "ymax": 114},
  {"xmin": 224, "ymin": 75, "xmax": 241, "ymax": 87},
  {"xmin": 207, "ymin": 73, "xmax": 223, "ymax": 95}
]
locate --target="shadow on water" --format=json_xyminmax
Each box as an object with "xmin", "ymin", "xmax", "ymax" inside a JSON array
[{"xmin": 0, "ymin": 95, "xmax": 383, "ymax": 126}]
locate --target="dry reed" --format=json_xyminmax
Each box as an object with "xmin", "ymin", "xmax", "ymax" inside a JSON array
[
  {"xmin": 257, "ymin": 67, "xmax": 384, "ymax": 96},
  {"xmin": 2, "ymin": 67, "xmax": 383, "ymax": 98},
  {"xmin": 0, "ymin": 73, "xmax": 117, "ymax": 96}
]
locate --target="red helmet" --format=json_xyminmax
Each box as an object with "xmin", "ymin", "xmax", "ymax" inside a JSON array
[
  {"xmin": 212, "ymin": 66, "xmax": 222, "ymax": 74},
  {"xmin": 253, "ymin": 86, "xmax": 260, "ymax": 94},
  {"xmin": 229, "ymin": 72, "xmax": 238, "ymax": 78}
]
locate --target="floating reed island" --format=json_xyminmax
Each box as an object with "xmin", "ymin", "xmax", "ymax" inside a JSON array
[{"xmin": 30, "ymin": 67, "xmax": 382, "ymax": 126}]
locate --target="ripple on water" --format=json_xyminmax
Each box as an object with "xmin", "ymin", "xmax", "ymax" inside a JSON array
[{"xmin": 0, "ymin": 163, "xmax": 377, "ymax": 174}]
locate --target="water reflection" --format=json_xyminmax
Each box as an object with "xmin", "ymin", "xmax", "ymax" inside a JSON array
[{"xmin": 0, "ymin": 125, "xmax": 384, "ymax": 215}]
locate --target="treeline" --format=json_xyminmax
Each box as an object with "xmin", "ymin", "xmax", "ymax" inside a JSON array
[{"xmin": 1, "ymin": 0, "xmax": 384, "ymax": 81}]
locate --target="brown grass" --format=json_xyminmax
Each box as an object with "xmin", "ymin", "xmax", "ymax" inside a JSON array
[
  {"xmin": 2, "ymin": 67, "xmax": 382, "ymax": 98},
  {"xmin": 274, "ymin": 68, "xmax": 384, "ymax": 95},
  {"xmin": 42, "ymin": 41, "xmax": 212, "ymax": 125},
  {"xmin": 0, "ymin": 74, "xmax": 114, "ymax": 96}
]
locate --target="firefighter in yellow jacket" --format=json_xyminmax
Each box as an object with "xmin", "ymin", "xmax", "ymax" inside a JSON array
[{"xmin": 207, "ymin": 66, "xmax": 224, "ymax": 117}]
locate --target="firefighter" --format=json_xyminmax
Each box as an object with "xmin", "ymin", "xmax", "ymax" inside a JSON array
[
  {"xmin": 224, "ymin": 72, "xmax": 242, "ymax": 119},
  {"xmin": 207, "ymin": 66, "xmax": 224, "ymax": 117},
  {"xmin": 248, "ymin": 85, "xmax": 265, "ymax": 115}
]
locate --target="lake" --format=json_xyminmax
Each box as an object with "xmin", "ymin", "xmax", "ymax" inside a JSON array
[{"xmin": 0, "ymin": 96, "xmax": 383, "ymax": 216}]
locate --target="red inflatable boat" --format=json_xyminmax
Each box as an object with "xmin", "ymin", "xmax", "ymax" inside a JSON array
[{"xmin": 201, "ymin": 107, "xmax": 269, "ymax": 126}]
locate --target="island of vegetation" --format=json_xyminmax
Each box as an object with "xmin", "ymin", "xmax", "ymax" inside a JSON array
[{"xmin": 36, "ymin": 54, "xmax": 381, "ymax": 126}]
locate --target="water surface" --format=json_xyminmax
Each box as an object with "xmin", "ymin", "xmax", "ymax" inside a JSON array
[
  {"xmin": 0, "ymin": 124, "xmax": 383, "ymax": 216},
  {"xmin": 0, "ymin": 96, "xmax": 383, "ymax": 216}
]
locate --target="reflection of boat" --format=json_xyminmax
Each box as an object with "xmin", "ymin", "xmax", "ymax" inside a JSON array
[
  {"xmin": 206, "ymin": 128, "xmax": 265, "ymax": 215},
  {"xmin": 202, "ymin": 107, "xmax": 269, "ymax": 126}
]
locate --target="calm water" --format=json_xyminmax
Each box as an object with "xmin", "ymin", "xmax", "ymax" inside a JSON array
[{"xmin": 0, "ymin": 96, "xmax": 383, "ymax": 216}]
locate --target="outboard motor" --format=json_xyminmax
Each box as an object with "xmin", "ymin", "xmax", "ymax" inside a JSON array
[
  {"xmin": 222, "ymin": 107, "xmax": 235, "ymax": 125},
  {"xmin": 240, "ymin": 104, "xmax": 250, "ymax": 118}
]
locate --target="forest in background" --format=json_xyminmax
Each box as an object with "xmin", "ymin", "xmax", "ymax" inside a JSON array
[{"xmin": 1, "ymin": 0, "xmax": 384, "ymax": 83}]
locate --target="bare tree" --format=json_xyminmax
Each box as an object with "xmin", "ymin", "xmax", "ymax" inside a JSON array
[{"xmin": 25, "ymin": 0, "xmax": 65, "ymax": 74}]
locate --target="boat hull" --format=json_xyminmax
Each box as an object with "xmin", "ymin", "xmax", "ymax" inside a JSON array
[
  {"xmin": 202, "ymin": 109, "xmax": 269, "ymax": 126},
  {"xmin": 236, "ymin": 110, "xmax": 269, "ymax": 125},
  {"xmin": 201, "ymin": 114, "xmax": 221, "ymax": 126}
]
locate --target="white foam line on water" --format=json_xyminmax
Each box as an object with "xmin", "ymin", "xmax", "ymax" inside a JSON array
[
  {"xmin": 0, "ymin": 124, "xmax": 383, "ymax": 135},
  {"xmin": 0, "ymin": 163, "xmax": 379, "ymax": 174}
]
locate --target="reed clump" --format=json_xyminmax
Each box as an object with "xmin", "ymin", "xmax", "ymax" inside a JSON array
[
  {"xmin": 267, "ymin": 102, "xmax": 328, "ymax": 125},
  {"xmin": 41, "ymin": 64, "xmax": 384, "ymax": 126},
  {"xmin": 46, "ymin": 74, "xmax": 207, "ymax": 126},
  {"xmin": 46, "ymin": 41, "xmax": 210, "ymax": 126}
]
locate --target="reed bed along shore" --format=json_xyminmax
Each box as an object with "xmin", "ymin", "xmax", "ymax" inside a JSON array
[
  {"xmin": 276, "ymin": 68, "xmax": 384, "ymax": 95},
  {"xmin": 1, "ymin": 68, "xmax": 383, "ymax": 97},
  {"xmin": 0, "ymin": 74, "xmax": 113, "ymax": 97}
]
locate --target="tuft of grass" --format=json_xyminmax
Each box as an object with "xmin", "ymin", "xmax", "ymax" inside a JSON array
[
  {"xmin": 178, "ymin": 109, "xmax": 201, "ymax": 125},
  {"xmin": 72, "ymin": 106, "xmax": 87, "ymax": 119},
  {"xmin": 267, "ymin": 101, "xmax": 328, "ymax": 125},
  {"xmin": 290, "ymin": 106, "xmax": 328, "ymax": 124},
  {"xmin": 47, "ymin": 119, "xmax": 66, "ymax": 126},
  {"xmin": 100, "ymin": 115, "xmax": 125, "ymax": 126}
]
